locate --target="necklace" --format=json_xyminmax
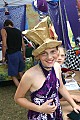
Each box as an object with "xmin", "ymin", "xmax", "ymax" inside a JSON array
[
  {"xmin": 39, "ymin": 61, "xmax": 52, "ymax": 69},
  {"xmin": 39, "ymin": 62, "xmax": 52, "ymax": 77}
]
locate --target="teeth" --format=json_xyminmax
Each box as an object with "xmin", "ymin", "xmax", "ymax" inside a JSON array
[{"xmin": 47, "ymin": 61, "xmax": 53, "ymax": 63}]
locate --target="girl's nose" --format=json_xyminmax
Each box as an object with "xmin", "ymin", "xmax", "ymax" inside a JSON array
[
  {"xmin": 47, "ymin": 53, "xmax": 54, "ymax": 59},
  {"xmin": 57, "ymin": 55, "xmax": 62, "ymax": 60},
  {"xmin": 48, "ymin": 54, "xmax": 52, "ymax": 58}
]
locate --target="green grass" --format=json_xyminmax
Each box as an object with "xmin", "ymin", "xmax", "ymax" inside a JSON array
[
  {"xmin": 0, "ymin": 57, "xmax": 34, "ymax": 81},
  {"xmin": 0, "ymin": 85, "xmax": 30, "ymax": 120},
  {"xmin": 0, "ymin": 57, "xmax": 34, "ymax": 120}
]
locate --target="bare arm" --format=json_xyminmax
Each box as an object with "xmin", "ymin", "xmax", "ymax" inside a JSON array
[
  {"xmin": 54, "ymin": 62, "xmax": 80, "ymax": 112},
  {"xmin": 1, "ymin": 28, "xmax": 7, "ymax": 62},
  {"xmin": 14, "ymin": 71, "xmax": 41, "ymax": 112},
  {"xmin": 22, "ymin": 38, "xmax": 26, "ymax": 58}
]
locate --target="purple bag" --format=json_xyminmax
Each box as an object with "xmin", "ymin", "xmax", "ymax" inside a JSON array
[{"xmin": 37, "ymin": 0, "xmax": 48, "ymax": 12}]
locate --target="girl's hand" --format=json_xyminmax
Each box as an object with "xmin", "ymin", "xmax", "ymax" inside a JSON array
[
  {"xmin": 72, "ymin": 95, "xmax": 80, "ymax": 103},
  {"xmin": 39, "ymin": 99, "xmax": 57, "ymax": 114},
  {"xmin": 73, "ymin": 104, "xmax": 80, "ymax": 113}
]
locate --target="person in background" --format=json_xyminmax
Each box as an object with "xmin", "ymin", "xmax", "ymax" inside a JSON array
[
  {"xmin": 1, "ymin": 19, "xmax": 26, "ymax": 87},
  {"xmin": 14, "ymin": 17, "xmax": 80, "ymax": 120},
  {"xmin": 56, "ymin": 46, "xmax": 80, "ymax": 102}
]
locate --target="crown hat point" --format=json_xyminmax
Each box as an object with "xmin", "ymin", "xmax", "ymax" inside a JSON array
[{"xmin": 22, "ymin": 16, "xmax": 62, "ymax": 57}]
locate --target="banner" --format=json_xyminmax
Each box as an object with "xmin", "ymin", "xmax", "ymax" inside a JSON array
[
  {"xmin": 47, "ymin": 1, "xmax": 72, "ymax": 50},
  {"xmin": 64, "ymin": 0, "xmax": 80, "ymax": 40},
  {"xmin": 0, "ymin": 5, "xmax": 26, "ymax": 43},
  {"xmin": 26, "ymin": 4, "xmax": 39, "ymax": 29},
  {"xmin": 0, "ymin": 5, "xmax": 26, "ymax": 31}
]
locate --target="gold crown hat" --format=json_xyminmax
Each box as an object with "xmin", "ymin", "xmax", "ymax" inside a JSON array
[{"xmin": 22, "ymin": 16, "xmax": 62, "ymax": 57}]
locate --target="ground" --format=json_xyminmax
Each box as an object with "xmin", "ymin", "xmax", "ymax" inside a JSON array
[
  {"xmin": 0, "ymin": 85, "xmax": 30, "ymax": 120},
  {"xmin": 0, "ymin": 57, "xmax": 33, "ymax": 120}
]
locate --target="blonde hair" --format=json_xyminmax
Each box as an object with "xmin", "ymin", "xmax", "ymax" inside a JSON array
[{"xmin": 58, "ymin": 45, "xmax": 66, "ymax": 55}]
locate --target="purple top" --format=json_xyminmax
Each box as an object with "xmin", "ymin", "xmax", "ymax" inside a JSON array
[{"xmin": 28, "ymin": 64, "xmax": 63, "ymax": 120}]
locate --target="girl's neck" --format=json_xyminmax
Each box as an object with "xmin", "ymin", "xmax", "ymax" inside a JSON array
[
  {"xmin": 39, "ymin": 61, "xmax": 52, "ymax": 71},
  {"xmin": 39, "ymin": 62, "xmax": 52, "ymax": 77}
]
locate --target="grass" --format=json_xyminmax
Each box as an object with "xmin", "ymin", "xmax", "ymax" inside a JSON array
[
  {"xmin": 0, "ymin": 57, "xmax": 33, "ymax": 120},
  {"xmin": 0, "ymin": 85, "xmax": 30, "ymax": 120},
  {"xmin": 0, "ymin": 57, "xmax": 34, "ymax": 81}
]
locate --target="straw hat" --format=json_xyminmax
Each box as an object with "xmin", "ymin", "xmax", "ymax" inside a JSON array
[{"xmin": 22, "ymin": 16, "xmax": 62, "ymax": 57}]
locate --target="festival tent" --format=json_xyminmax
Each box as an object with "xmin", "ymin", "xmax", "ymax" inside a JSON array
[
  {"xmin": 0, "ymin": 0, "xmax": 80, "ymax": 47},
  {"xmin": 0, "ymin": 0, "xmax": 39, "ymax": 82},
  {"xmin": 0, "ymin": 0, "xmax": 40, "ymax": 55},
  {"xmin": 0, "ymin": 0, "xmax": 80, "ymax": 46},
  {"xmin": 0, "ymin": 0, "xmax": 33, "ymax": 31},
  {"xmin": 0, "ymin": 0, "xmax": 80, "ymax": 70}
]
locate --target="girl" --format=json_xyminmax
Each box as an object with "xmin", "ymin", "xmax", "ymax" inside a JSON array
[
  {"xmin": 14, "ymin": 17, "xmax": 80, "ymax": 120},
  {"xmin": 57, "ymin": 46, "xmax": 80, "ymax": 102}
]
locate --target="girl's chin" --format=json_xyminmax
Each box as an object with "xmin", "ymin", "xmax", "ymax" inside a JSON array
[
  {"xmin": 42, "ymin": 61, "xmax": 55, "ymax": 68},
  {"xmin": 46, "ymin": 64, "xmax": 54, "ymax": 68},
  {"xmin": 42, "ymin": 63, "xmax": 53, "ymax": 69},
  {"xmin": 47, "ymin": 61, "xmax": 54, "ymax": 66}
]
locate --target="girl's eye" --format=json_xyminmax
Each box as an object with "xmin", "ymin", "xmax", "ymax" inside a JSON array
[
  {"xmin": 41, "ymin": 52, "xmax": 47, "ymax": 56},
  {"xmin": 51, "ymin": 50, "xmax": 56, "ymax": 54},
  {"xmin": 61, "ymin": 55, "xmax": 65, "ymax": 57}
]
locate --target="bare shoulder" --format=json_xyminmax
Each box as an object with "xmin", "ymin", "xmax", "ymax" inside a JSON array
[
  {"xmin": 21, "ymin": 65, "xmax": 39, "ymax": 83},
  {"xmin": 1, "ymin": 28, "xmax": 6, "ymax": 35},
  {"xmin": 54, "ymin": 62, "xmax": 61, "ymax": 79},
  {"xmin": 18, "ymin": 65, "xmax": 39, "ymax": 91},
  {"xmin": 54, "ymin": 62, "xmax": 61, "ymax": 70},
  {"xmin": 25, "ymin": 65, "xmax": 39, "ymax": 76},
  {"xmin": 1, "ymin": 28, "xmax": 6, "ymax": 33},
  {"xmin": 54, "ymin": 62, "xmax": 63, "ymax": 87}
]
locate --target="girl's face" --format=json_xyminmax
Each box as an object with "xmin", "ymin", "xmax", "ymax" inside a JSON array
[
  {"xmin": 56, "ymin": 47, "xmax": 65, "ymax": 65},
  {"xmin": 38, "ymin": 48, "xmax": 59, "ymax": 68}
]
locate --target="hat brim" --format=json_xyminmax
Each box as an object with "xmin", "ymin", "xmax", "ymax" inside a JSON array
[{"xmin": 32, "ymin": 39, "xmax": 62, "ymax": 57}]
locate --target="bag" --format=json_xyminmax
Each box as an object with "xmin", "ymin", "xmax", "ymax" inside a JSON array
[
  {"xmin": 37, "ymin": 0, "xmax": 48, "ymax": 12},
  {"xmin": 33, "ymin": 0, "xmax": 48, "ymax": 12},
  {"xmin": 67, "ymin": 110, "xmax": 80, "ymax": 120}
]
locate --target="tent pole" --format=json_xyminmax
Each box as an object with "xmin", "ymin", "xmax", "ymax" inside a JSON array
[{"xmin": 58, "ymin": 0, "xmax": 66, "ymax": 49}]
